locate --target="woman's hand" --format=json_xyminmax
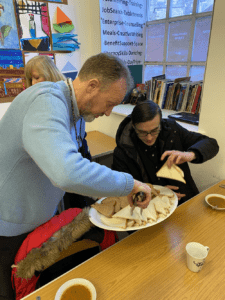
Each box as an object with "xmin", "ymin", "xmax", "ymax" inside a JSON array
[
  {"xmin": 166, "ymin": 185, "xmax": 186, "ymax": 201},
  {"xmin": 161, "ymin": 150, "xmax": 196, "ymax": 168},
  {"xmin": 127, "ymin": 180, "xmax": 152, "ymax": 208}
]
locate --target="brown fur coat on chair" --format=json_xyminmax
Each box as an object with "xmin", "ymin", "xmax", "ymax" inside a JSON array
[{"xmin": 12, "ymin": 207, "xmax": 94, "ymax": 280}]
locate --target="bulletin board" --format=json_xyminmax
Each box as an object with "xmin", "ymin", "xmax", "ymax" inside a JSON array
[{"xmin": 0, "ymin": 0, "xmax": 80, "ymax": 103}]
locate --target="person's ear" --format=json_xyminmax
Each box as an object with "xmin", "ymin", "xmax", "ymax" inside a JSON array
[{"xmin": 86, "ymin": 79, "xmax": 100, "ymax": 94}]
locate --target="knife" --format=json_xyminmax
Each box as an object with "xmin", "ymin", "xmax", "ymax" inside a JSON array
[{"xmin": 131, "ymin": 191, "xmax": 146, "ymax": 216}]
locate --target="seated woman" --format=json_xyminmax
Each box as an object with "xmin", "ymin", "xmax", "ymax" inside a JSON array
[
  {"xmin": 112, "ymin": 100, "xmax": 219, "ymax": 204},
  {"xmin": 25, "ymin": 55, "xmax": 94, "ymax": 209},
  {"xmin": 25, "ymin": 55, "xmax": 66, "ymax": 87}
]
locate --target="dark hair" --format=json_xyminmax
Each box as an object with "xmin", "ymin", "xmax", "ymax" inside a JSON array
[
  {"xmin": 78, "ymin": 53, "xmax": 134, "ymax": 92},
  {"xmin": 131, "ymin": 101, "xmax": 162, "ymax": 125}
]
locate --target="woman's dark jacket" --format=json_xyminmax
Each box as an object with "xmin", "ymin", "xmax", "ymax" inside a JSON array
[{"xmin": 112, "ymin": 116, "xmax": 219, "ymax": 204}]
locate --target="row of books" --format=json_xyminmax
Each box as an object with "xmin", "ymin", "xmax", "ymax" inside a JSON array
[{"xmin": 145, "ymin": 75, "xmax": 202, "ymax": 115}]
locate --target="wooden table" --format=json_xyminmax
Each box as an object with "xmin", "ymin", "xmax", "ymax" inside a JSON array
[
  {"xmin": 86, "ymin": 131, "xmax": 116, "ymax": 161},
  {"xmin": 22, "ymin": 180, "xmax": 225, "ymax": 300}
]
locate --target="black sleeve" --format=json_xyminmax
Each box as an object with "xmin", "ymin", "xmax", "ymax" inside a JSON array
[
  {"xmin": 187, "ymin": 149, "xmax": 201, "ymax": 163},
  {"xmin": 174, "ymin": 121, "xmax": 219, "ymax": 163},
  {"xmin": 112, "ymin": 147, "xmax": 133, "ymax": 174}
]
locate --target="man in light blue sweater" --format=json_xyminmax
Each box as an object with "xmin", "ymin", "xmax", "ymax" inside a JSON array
[{"xmin": 0, "ymin": 53, "xmax": 151, "ymax": 299}]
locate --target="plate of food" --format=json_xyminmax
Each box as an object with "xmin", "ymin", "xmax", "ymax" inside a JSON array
[{"xmin": 89, "ymin": 185, "xmax": 178, "ymax": 231}]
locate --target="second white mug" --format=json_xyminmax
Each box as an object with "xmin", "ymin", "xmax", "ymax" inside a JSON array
[{"xmin": 186, "ymin": 242, "xmax": 209, "ymax": 273}]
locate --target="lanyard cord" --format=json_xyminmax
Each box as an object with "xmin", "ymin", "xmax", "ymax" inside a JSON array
[{"xmin": 66, "ymin": 78, "xmax": 82, "ymax": 146}]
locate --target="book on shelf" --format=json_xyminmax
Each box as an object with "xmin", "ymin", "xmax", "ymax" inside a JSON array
[
  {"xmin": 174, "ymin": 76, "xmax": 191, "ymax": 83},
  {"xmin": 150, "ymin": 74, "xmax": 165, "ymax": 100},
  {"xmin": 186, "ymin": 82, "xmax": 202, "ymax": 113},
  {"xmin": 153, "ymin": 85, "xmax": 161, "ymax": 104},
  {"xmin": 156, "ymin": 80, "xmax": 165, "ymax": 106},
  {"xmin": 175, "ymin": 90, "xmax": 184, "ymax": 111},
  {"xmin": 157, "ymin": 79, "xmax": 173, "ymax": 108},
  {"xmin": 191, "ymin": 84, "xmax": 202, "ymax": 114},
  {"xmin": 168, "ymin": 83, "xmax": 178, "ymax": 110},
  {"xmin": 161, "ymin": 81, "xmax": 174, "ymax": 109},
  {"xmin": 175, "ymin": 84, "xmax": 187, "ymax": 111},
  {"xmin": 165, "ymin": 83, "xmax": 177, "ymax": 110},
  {"xmin": 158, "ymin": 81, "xmax": 167, "ymax": 108},
  {"xmin": 186, "ymin": 85, "xmax": 197, "ymax": 112},
  {"xmin": 195, "ymin": 93, "xmax": 202, "ymax": 115},
  {"xmin": 164, "ymin": 85, "xmax": 173, "ymax": 109},
  {"xmin": 145, "ymin": 80, "xmax": 151, "ymax": 101},
  {"xmin": 154, "ymin": 79, "xmax": 165, "ymax": 104},
  {"xmin": 180, "ymin": 83, "xmax": 190, "ymax": 112},
  {"xmin": 172, "ymin": 82, "xmax": 182, "ymax": 110},
  {"xmin": 183, "ymin": 84, "xmax": 194, "ymax": 112},
  {"xmin": 152, "ymin": 79, "xmax": 171, "ymax": 108},
  {"xmin": 170, "ymin": 77, "xmax": 191, "ymax": 111},
  {"xmin": 152, "ymin": 79, "xmax": 166, "ymax": 104}
]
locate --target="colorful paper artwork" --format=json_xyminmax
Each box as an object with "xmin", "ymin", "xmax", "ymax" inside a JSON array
[
  {"xmin": 15, "ymin": 0, "xmax": 51, "ymax": 51},
  {"xmin": 0, "ymin": 49, "xmax": 25, "ymax": 100},
  {"xmin": 53, "ymin": 7, "xmax": 74, "ymax": 33},
  {"xmin": 49, "ymin": 3, "xmax": 80, "ymax": 52},
  {"xmin": 24, "ymin": 52, "xmax": 54, "ymax": 64},
  {"xmin": 0, "ymin": 0, "xmax": 78, "ymax": 103},
  {"xmin": 52, "ymin": 33, "xmax": 79, "ymax": 51},
  {"xmin": 55, "ymin": 52, "xmax": 78, "ymax": 80},
  {"xmin": 0, "ymin": 0, "xmax": 20, "ymax": 49},
  {"xmin": 21, "ymin": 36, "xmax": 50, "ymax": 51}
]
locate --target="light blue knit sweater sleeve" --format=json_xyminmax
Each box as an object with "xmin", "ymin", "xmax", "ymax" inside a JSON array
[{"xmin": 22, "ymin": 87, "xmax": 134, "ymax": 198}]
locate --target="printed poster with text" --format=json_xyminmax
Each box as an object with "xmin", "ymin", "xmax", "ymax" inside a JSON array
[{"xmin": 99, "ymin": 0, "xmax": 146, "ymax": 65}]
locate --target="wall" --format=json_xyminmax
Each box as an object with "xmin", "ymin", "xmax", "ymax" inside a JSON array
[
  {"xmin": 68, "ymin": 0, "xmax": 101, "ymax": 69},
  {"xmin": 191, "ymin": 0, "xmax": 225, "ymax": 191},
  {"xmin": 0, "ymin": 103, "xmax": 11, "ymax": 120}
]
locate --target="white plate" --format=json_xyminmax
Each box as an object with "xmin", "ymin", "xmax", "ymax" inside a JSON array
[
  {"xmin": 205, "ymin": 193, "xmax": 225, "ymax": 211},
  {"xmin": 89, "ymin": 185, "xmax": 178, "ymax": 231}
]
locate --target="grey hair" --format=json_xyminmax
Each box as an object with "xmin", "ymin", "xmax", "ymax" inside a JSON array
[{"xmin": 78, "ymin": 53, "xmax": 134, "ymax": 93}]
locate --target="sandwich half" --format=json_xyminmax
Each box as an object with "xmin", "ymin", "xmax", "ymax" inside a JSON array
[{"xmin": 156, "ymin": 162, "xmax": 186, "ymax": 184}]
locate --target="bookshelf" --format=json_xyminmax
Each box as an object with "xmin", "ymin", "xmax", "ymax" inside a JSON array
[{"xmin": 145, "ymin": 75, "xmax": 202, "ymax": 116}]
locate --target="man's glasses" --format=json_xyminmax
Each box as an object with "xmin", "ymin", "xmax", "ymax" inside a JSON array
[{"xmin": 134, "ymin": 125, "xmax": 161, "ymax": 137}]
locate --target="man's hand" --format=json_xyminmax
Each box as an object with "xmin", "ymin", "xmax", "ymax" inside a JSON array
[
  {"xmin": 127, "ymin": 180, "xmax": 151, "ymax": 208},
  {"xmin": 161, "ymin": 150, "xmax": 196, "ymax": 168},
  {"xmin": 166, "ymin": 185, "xmax": 186, "ymax": 201}
]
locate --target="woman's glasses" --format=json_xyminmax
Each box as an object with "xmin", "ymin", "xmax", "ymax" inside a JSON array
[{"xmin": 134, "ymin": 125, "xmax": 161, "ymax": 137}]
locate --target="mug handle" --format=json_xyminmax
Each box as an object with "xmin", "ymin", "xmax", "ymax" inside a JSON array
[{"xmin": 205, "ymin": 246, "xmax": 210, "ymax": 252}]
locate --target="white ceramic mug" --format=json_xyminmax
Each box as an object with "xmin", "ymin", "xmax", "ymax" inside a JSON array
[
  {"xmin": 186, "ymin": 242, "xmax": 209, "ymax": 272},
  {"xmin": 54, "ymin": 278, "xmax": 97, "ymax": 300}
]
